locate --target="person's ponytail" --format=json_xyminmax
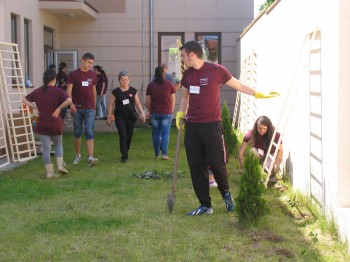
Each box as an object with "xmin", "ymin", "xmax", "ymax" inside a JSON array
[{"xmin": 43, "ymin": 69, "xmax": 57, "ymax": 90}]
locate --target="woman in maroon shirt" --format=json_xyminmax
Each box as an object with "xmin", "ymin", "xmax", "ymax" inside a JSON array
[
  {"xmin": 94, "ymin": 65, "xmax": 108, "ymax": 119},
  {"xmin": 56, "ymin": 62, "xmax": 69, "ymax": 125},
  {"xmin": 239, "ymin": 115, "xmax": 283, "ymax": 182},
  {"xmin": 22, "ymin": 69, "xmax": 72, "ymax": 178},
  {"xmin": 146, "ymin": 66, "xmax": 176, "ymax": 160}
]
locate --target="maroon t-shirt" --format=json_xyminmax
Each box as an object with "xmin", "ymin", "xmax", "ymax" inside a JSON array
[
  {"xmin": 96, "ymin": 74, "xmax": 107, "ymax": 95},
  {"xmin": 66, "ymin": 68, "xmax": 97, "ymax": 109},
  {"xmin": 243, "ymin": 130, "xmax": 282, "ymax": 155},
  {"xmin": 102, "ymin": 74, "xmax": 108, "ymax": 95},
  {"xmin": 25, "ymin": 86, "xmax": 69, "ymax": 136},
  {"xmin": 181, "ymin": 62, "xmax": 232, "ymax": 123},
  {"xmin": 56, "ymin": 71, "xmax": 67, "ymax": 91},
  {"xmin": 146, "ymin": 80, "xmax": 175, "ymax": 114}
]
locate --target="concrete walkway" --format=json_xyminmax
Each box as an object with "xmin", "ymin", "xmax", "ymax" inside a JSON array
[
  {"xmin": 0, "ymin": 116, "xmax": 154, "ymax": 172},
  {"xmin": 63, "ymin": 116, "xmax": 152, "ymax": 133},
  {"xmin": 63, "ymin": 117, "xmax": 116, "ymax": 133}
]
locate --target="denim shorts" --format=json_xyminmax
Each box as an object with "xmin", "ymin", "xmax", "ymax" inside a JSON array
[{"xmin": 72, "ymin": 109, "xmax": 95, "ymax": 140}]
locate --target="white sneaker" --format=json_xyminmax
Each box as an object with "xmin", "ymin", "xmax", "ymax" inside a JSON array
[
  {"xmin": 73, "ymin": 155, "xmax": 81, "ymax": 164},
  {"xmin": 88, "ymin": 157, "xmax": 99, "ymax": 166},
  {"xmin": 209, "ymin": 180, "xmax": 218, "ymax": 188}
]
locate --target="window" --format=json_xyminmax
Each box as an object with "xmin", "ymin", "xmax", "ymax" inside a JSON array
[
  {"xmin": 54, "ymin": 50, "xmax": 78, "ymax": 73},
  {"xmin": 11, "ymin": 14, "xmax": 20, "ymax": 87},
  {"xmin": 24, "ymin": 19, "xmax": 32, "ymax": 86},
  {"xmin": 195, "ymin": 32, "xmax": 221, "ymax": 64},
  {"xmin": 44, "ymin": 27, "xmax": 54, "ymax": 70},
  {"xmin": 11, "ymin": 14, "xmax": 17, "ymax": 44},
  {"xmin": 158, "ymin": 32, "xmax": 184, "ymax": 80}
]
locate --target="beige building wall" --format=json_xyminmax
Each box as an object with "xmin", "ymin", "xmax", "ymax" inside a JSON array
[
  {"xmin": 1, "ymin": 0, "xmax": 254, "ymax": 113},
  {"xmin": 0, "ymin": 0, "xmax": 62, "ymax": 88},
  {"xmin": 239, "ymin": 0, "xmax": 350, "ymax": 251},
  {"xmin": 58, "ymin": 0, "xmax": 254, "ymax": 109}
]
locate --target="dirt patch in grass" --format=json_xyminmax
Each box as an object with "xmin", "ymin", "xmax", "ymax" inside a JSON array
[
  {"xmin": 270, "ymin": 248, "xmax": 294, "ymax": 259},
  {"xmin": 250, "ymin": 230, "xmax": 284, "ymax": 243},
  {"xmin": 249, "ymin": 231, "xmax": 295, "ymax": 259}
]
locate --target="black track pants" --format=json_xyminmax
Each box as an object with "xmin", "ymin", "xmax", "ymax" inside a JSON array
[
  {"xmin": 184, "ymin": 121, "xmax": 229, "ymax": 207},
  {"xmin": 115, "ymin": 116, "xmax": 136, "ymax": 160}
]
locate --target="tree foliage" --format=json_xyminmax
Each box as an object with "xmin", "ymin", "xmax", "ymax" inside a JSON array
[
  {"xmin": 221, "ymin": 101, "xmax": 239, "ymax": 158},
  {"xmin": 259, "ymin": 0, "xmax": 276, "ymax": 12},
  {"xmin": 236, "ymin": 148, "xmax": 269, "ymax": 226}
]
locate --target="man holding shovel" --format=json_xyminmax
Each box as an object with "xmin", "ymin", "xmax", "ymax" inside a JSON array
[{"xmin": 177, "ymin": 41, "xmax": 278, "ymax": 216}]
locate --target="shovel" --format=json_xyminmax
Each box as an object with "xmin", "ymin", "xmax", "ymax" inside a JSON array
[{"xmin": 167, "ymin": 118, "xmax": 183, "ymax": 213}]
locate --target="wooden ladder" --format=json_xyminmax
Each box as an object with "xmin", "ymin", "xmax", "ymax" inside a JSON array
[
  {"xmin": 0, "ymin": 84, "xmax": 10, "ymax": 168},
  {"xmin": 307, "ymin": 30, "xmax": 324, "ymax": 211},
  {"xmin": 0, "ymin": 42, "xmax": 37, "ymax": 163},
  {"xmin": 232, "ymin": 51, "xmax": 258, "ymax": 134},
  {"xmin": 263, "ymin": 29, "xmax": 320, "ymax": 187}
]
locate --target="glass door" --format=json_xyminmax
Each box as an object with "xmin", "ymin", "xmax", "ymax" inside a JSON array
[
  {"xmin": 158, "ymin": 32, "xmax": 184, "ymax": 81},
  {"xmin": 54, "ymin": 50, "xmax": 78, "ymax": 73}
]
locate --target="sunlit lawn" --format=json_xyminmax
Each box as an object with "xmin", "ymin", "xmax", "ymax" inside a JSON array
[{"xmin": 0, "ymin": 125, "xmax": 349, "ymax": 261}]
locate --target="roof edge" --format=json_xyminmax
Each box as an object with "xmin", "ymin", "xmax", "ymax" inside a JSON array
[{"xmin": 237, "ymin": 0, "xmax": 281, "ymax": 41}]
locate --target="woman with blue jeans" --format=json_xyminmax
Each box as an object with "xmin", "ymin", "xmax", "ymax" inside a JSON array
[
  {"xmin": 149, "ymin": 113, "xmax": 173, "ymax": 158},
  {"xmin": 146, "ymin": 66, "xmax": 178, "ymax": 160}
]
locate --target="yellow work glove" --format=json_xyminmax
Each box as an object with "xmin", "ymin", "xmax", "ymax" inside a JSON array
[
  {"xmin": 255, "ymin": 91, "xmax": 280, "ymax": 99},
  {"xmin": 176, "ymin": 111, "xmax": 186, "ymax": 130}
]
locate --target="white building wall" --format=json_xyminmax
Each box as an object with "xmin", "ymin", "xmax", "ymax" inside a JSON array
[
  {"xmin": 239, "ymin": 0, "xmax": 350, "ymax": 251},
  {"xmin": 335, "ymin": 0, "xmax": 350, "ymax": 246},
  {"xmin": 338, "ymin": 0, "xmax": 350, "ymax": 208}
]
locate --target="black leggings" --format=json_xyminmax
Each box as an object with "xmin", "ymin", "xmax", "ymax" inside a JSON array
[
  {"xmin": 115, "ymin": 115, "xmax": 136, "ymax": 160},
  {"xmin": 184, "ymin": 121, "xmax": 229, "ymax": 207}
]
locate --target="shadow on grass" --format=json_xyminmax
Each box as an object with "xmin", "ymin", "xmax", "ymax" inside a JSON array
[{"xmin": 32, "ymin": 216, "xmax": 135, "ymax": 233}]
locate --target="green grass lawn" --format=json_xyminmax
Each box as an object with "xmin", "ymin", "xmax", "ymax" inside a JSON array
[{"xmin": 0, "ymin": 125, "xmax": 349, "ymax": 261}]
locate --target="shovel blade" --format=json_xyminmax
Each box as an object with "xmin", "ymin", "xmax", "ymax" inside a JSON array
[{"xmin": 167, "ymin": 193, "xmax": 176, "ymax": 213}]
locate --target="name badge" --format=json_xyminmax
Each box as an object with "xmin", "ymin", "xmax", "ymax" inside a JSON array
[
  {"xmin": 189, "ymin": 85, "xmax": 200, "ymax": 94},
  {"xmin": 122, "ymin": 99, "xmax": 130, "ymax": 105},
  {"xmin": 82, "ymin": 81, "xmax": 89, "ymax": 87},
  {"xmin": 258, "ymin": 148, "xmax": 264, "ymax": 155}
]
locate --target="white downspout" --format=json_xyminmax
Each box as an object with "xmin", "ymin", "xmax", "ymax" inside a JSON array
[
  {"xmin": 141, "ymin": 0, "xmax": 145, "ymax": 106},
  {"xmin": 150, "ymin": 0, "xmax": 154, "ymax": 82}
]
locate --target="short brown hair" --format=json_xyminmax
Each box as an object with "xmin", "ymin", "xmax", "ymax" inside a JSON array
[
  {"xmin": 82, "ymin": 52, "xmax": 94, "ymax": 60},
  {"xmin": 179, "ymin": 41, "xmax": 203, "ymax": 59}
]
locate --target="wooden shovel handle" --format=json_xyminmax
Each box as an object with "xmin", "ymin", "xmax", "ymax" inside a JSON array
[{"xmin": 171, "ymin": 118, "xmax": 183, "ymax": 195}]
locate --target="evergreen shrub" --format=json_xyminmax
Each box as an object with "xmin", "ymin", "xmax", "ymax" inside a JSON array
[
  {"xmin": 236, "ymin": 148, "xmax": 269, "ymax": 226},
  {"xmin": 221, "ymin": 101, "xmax": 239, "ymax": 158}
]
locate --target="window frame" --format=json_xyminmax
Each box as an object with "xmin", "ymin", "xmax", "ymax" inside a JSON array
[
  {"xmin": 24, "ymin": 18, "xmax": 31, "ymax": 86},
  {"xmin": 44, "ymin": 26, "xmax": 54, "ymax": 70},
  {"xmin": 158, "ymin": 32, "xmax": 185, "ymax": 79},
  {"xmin": 195, "ymin": 32, "xmax": 222, "ymax": 64},
  {"xmin": 11, "ymin": 14, "xmax": 18, "ymax": 44}
]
